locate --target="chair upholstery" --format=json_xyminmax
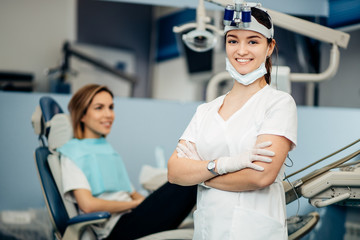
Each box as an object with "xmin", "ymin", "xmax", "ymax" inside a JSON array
[
  {"xmin": 39, "ymin": 96, "xmax": 64, "ymax": 138},
  {"xmin": 35, "ymin": 146, "xmax": 69, "ymax": 236}
]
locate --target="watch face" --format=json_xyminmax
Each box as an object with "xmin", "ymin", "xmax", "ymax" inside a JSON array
[
  {"xmin": 207, "ymin": 160, "xmax": 217, "ymax": 175},
  {"xmin": 208, "ymin": 161, "xmax": 215, "ymax": 170}
]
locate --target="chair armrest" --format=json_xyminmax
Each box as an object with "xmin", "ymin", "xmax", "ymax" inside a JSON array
[
  {"xmin": 67, "ymin": 211, "xmax": 110, "ymax": 225},
  {"xmin": 63, "ymin": 211, "xmax": 111, "ymax": 240}
]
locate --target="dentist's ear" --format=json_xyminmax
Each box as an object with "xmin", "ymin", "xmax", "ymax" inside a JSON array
[{"xmin": 267, "ymin": 39, "xmax": 276, "ymax": 57}]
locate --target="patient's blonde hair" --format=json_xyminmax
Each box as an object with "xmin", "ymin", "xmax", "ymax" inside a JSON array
[{"xmin": 68, "ymin": 84, "xmax": 114, "ymax": 139}]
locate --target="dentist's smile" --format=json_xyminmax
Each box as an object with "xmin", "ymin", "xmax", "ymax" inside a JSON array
[{"xmin": 236, "ymin": 58, "xmax": 252, "ymax": 64}]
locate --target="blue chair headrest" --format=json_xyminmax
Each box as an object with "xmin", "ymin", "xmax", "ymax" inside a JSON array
[
  {"xmin": 40, "ymin": 97, "xmax": 64, "ymax": 123},
  {"xmin": 39, "ymin": 97, "xmax": 64, "ymax": 138}
]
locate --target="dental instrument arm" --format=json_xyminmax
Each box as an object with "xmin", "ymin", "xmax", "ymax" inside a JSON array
[
  {"xmin": 55, "ymin": 42, "xmax": 138, "ymax": 96},
  {"xmin": 203, "ymin": 0, "xmax": 351, "ymax": 82},
  {"xmin": 284, "ymin": 145, "xmax": 360, "ymax": 205},
  {"xmin": 266, "ymin": 9, "xmax": 348, "ymax": 82},
  {"xmin": 285, "ymin": 138, "xmax": 360, "ymax": 180}
]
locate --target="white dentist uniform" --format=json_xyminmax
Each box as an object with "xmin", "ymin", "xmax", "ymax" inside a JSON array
[{"xmin": 180, "ymin": 85, "xmax": 297, "ymax": 240}]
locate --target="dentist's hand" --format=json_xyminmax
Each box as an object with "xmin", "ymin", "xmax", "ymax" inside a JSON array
[
  {"xmin": 176, "ymin": 140, "xmax": 201, "ymax": 160},
  {"xmin": 177, "ymin": 141, "xmax": 212, "ymax": 188},
  {"xmin": 216, "ymin": 141, "xmax": 275, "ymax": 175}
]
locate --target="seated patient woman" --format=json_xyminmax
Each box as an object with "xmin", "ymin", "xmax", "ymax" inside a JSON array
[{"xmin": 57, "ymin": 84, "xmax": 197, "ymax": 240}]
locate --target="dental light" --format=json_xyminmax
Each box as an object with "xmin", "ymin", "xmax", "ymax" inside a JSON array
[{"xmin": 173, "ymin": 0, "xmax": 223, "ymax": 52}]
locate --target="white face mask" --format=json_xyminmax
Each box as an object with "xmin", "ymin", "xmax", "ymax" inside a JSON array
[{"xmin": 225, "ymin": 57, "xmax": 267, "ymax": 86}]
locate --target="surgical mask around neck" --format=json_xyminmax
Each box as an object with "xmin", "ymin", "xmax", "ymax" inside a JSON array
[{"xmin": 225, "ymin": 58, "xmax": 267, "ymax": 86}]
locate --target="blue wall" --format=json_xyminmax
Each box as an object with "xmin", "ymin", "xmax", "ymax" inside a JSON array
[{"xmin": 0, "ymin": 91, "xmax": 359, "ymax": 239}]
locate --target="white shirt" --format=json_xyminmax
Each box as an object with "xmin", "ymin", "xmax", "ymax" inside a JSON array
[
  {"xmin": 181, "ymin": 85, "xmax": 297, "ymax": 240},
  {"xmin": 61, "ymin": 156, "xmax": 133, "ymax": 239}
]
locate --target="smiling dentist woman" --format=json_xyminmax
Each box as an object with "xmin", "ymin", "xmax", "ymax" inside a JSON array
[{"xmin": 168, "ymin": 6, "xmax": 297, "ymax": 240}]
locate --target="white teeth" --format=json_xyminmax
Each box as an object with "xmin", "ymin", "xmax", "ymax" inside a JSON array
[
  {"xmin": 237, "ymin": 59, "xmax": 250, "ymax": 63},
  {"xmin": 102, "ymin": 122, "xmax": 111, "ymax": 126}
]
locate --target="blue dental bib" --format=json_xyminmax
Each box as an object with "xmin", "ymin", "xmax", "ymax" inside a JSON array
[{"xmin": 57, "ymin": 138, "xmax": 132, "ymax": 196}]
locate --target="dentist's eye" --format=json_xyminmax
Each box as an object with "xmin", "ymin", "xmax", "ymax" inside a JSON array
[{"xmin": 227, "ymin": 38, "xmax": 237, "ymax": 44}]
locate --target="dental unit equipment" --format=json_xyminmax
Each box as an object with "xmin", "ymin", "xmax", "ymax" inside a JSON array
[
  {"xmin": 174, "ymin": 0, "xmax": 351, "ymax": 102},
  {"xmin": 284, "ymin": 138, "xmax": 360, "ymax": 208}
]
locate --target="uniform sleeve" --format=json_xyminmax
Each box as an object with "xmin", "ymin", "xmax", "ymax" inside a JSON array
[
  {"xmin": 61, "ymin": 155, "xmax": 91, "ymax": 203},
  {"xmin": 258, "ymin": 94, "xmax": 297, "ymax": 150},
  {"xmin": 180, "ymin": 104, "xmax": 206, "ymax": 143}
]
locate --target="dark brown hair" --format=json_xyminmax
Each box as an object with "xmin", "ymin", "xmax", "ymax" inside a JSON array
[{"xmin": 251, "ymin": 7, "xmax": 275, "ymax": 84}]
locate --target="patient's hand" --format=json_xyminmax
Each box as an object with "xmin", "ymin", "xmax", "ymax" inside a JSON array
[
  {"xmin": 132, "ymin": 198, "xmax": 144, "ymax": 208},
  {"xmin": 131, "ymin": 191, "xmax": 145, "ymax": 201}
]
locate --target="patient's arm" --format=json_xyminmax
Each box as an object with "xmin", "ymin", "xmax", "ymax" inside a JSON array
[
  {"xmin": 73, "ymin": 189, "xmax": 144, "ymax": 214},
  {"xmin": 205, "ymin": 134, "xmax": 291, "ymax": 191}
]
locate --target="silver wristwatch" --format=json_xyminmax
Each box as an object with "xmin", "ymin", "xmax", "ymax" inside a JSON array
[{"xmin": 207, "ymin": 160, "xmax": 218, "ymax": 175}]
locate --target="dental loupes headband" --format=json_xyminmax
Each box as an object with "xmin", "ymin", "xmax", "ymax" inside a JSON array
[{"xmin": 223, "ymin": 2, "xmax": 274, "ymax": 39}]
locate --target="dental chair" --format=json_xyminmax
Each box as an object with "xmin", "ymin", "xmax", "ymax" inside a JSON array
[
  {"xmin": 32, "ymin": 96, "xmax": 194, "ymax": 240},
  {"xmin": 32, "ymin": 97, "xmax": 111, "ymax": 240}
]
